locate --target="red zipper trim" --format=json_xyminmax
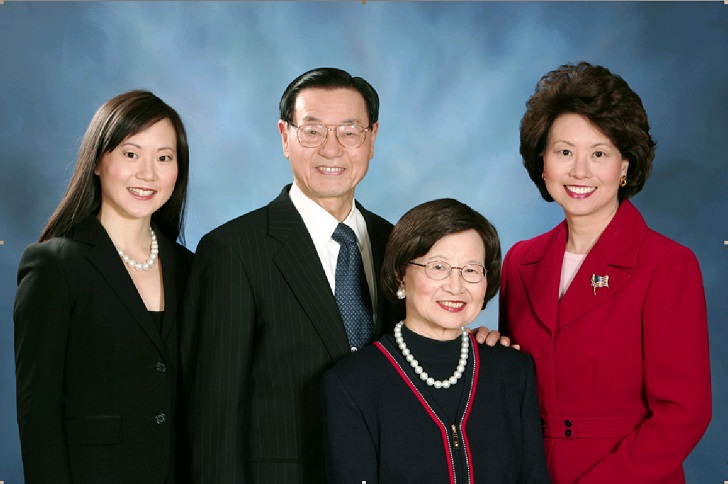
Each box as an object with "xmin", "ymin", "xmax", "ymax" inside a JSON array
[
  {"xmin": 459, "ymin": 332, "xmax": 480, "ymax": 483},
  {"xmin": 375, "ymin": 341, "xmax": 456, "ymax": 484}
]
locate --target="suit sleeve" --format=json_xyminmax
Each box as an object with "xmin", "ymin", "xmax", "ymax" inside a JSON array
[
  {"xmin": 578, "ymin": 246, "xmax": 712, "ymax": 482},
  {"xmin": 322, "ymin": 367, "xmax": 379, "ymax": 484},
  {"xmin": 179, "ymin": 233, "xmax": 255, "ymax": 483},
  {"xmin": 14, "ymin": 244, "xmax": 73, "ymax": 483},
  {"xmin": 518, "ymin": 354, "xmax": 550, "ymax": 483}
]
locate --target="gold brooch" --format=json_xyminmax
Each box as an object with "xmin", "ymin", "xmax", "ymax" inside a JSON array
[{"xmin": 590, "ymin": 274, "xmax": 609, "ymax": 295}]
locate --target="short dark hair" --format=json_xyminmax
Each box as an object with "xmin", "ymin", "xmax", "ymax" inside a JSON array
[
  {"xmin": 381, "ymin": 198, "xmax": 502, "ymax": 310},
  {"xmin": 520, "ymin": 62, "xmax": 655, "ymax": 202},
  {"xmin": 40, "ymin": 90, "xmax": 189, "ymax": 243},
  {"xmin": 279, "ymin": 67, "xmax": 379, "ymax": 126}
]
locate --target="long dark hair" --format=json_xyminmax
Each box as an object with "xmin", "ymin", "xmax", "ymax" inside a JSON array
[{"xmin": 40, "ymin": 90, "xmax": 189, "ymax": 243}]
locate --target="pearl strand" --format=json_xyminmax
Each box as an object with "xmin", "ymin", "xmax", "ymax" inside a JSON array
[
  {"xmin": 394, "ymin": 321, "xmax": 469, "ymax": 389},
  {"xmin": 115, "ymin": 227, "xmax": 158, "ymax": 271}
]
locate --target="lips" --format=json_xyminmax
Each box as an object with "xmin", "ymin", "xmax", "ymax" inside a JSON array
[
  {"xmin": 317, "ymin": 166, "xmax": 345, "ymax": 174},
  {"xmin": 439, "ymin": 300, "xmax": 465, "ymax": 312},
  {"xmin": 127, "ymin": 187, "xmax": 156, "ymax": 198},
  {"xmin": 564, "ymin": 185, "xmax": 596, "ymax": 199}
]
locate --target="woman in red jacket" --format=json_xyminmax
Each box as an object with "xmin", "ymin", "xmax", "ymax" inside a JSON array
[{"xmin": 499, "ymin": 62, "xmax": 711, "ymax": 482}]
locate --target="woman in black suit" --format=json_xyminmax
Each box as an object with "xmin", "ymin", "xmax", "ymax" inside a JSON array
[
  {"xmin": 322, "ymin": 199, "xmax": 549, "ymax": 483},
  {"xmin": 14, "ymin": 90, "xmax": 192, "ymax": 484}
]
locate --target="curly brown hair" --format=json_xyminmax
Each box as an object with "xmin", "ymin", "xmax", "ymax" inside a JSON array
[{"xmin": 520, "ymin": 62, "xmax": 655, "ymax": 202}]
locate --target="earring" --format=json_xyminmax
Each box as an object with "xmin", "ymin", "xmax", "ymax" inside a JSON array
[
  {"xmin": 396, "ymin": 287, "xmax": 406, "ymax": 300},
  {"xmin": 619, "ymin": 175, "xmax": 627, "ymax": 187},
  {"xmin": 541, "ymin": 173, "xmax": 545, "ymax": 180}
]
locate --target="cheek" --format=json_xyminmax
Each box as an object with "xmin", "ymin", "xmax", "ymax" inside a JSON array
[
  {"xmin": 161, "ymin": 165, "xmax": 179, "ymax": 190},
  {"xmin": 542, "ymin": 157, "xmax": 559, "ymax": 179}
]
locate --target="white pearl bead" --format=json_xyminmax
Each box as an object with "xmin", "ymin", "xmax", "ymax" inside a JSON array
[
  {"xmin": 393, "ymin": 321, "xmax": 469, "ymax": 391},
  {"xmin": 114, "ymin": 227, "xmax": 158, "ymax": 271}
]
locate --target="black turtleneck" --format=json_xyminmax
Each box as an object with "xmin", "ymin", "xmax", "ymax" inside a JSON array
[{"xmin": 384, "ymin": 324, "xmax": 473, "ymax": 424}]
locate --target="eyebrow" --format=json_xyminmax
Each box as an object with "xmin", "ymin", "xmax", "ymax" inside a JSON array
[
  {"xmin": 424, "ymin": 256, "xmax": 485, "ymax": 265},
  {"xmin": 120, "ymin": 142, "xmax": 176, "ymax": 153},
  {"xmin": 299, "ymin": 115, "xmax": 362, "ymax": 125}
]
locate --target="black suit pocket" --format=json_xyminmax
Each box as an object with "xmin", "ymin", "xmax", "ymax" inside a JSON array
[{"xmin": 64, "ymin": 415, "xmax": 122, "ymax": 446}]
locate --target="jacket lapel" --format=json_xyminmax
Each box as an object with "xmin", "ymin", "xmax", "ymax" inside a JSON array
[
  {"xmin": 268, "ymin": 187, "xmax": 352, "ymax": 362},
  {"xmin": 518, "ymin": 223, "xmax": 565, "ymax": 334},
  {"xmin": 75, "ymin": 217, "xmax": 167, "ymax": 356},
  {"xmin": 557, "ymin": 201, "xmax": 646, "ymax": 327},
  {"xmin": 156, "ymin": 229, "xmax": 179, "ymax": 341},
  {"xmin": 357, "ymin": 201, "xmax": 389, "ymax": 337}
]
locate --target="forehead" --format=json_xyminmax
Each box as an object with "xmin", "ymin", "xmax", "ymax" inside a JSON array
[
  {"xmin": 123, "ymin": 117, "xmax": 176, "ymax": 144},
  {"xmin": 293, "ymin": 87, "xmax": 368, "ymax": 124},
  {"xmin": 425, "ymin": 230, "xmax": 485, "ymax": 260},
  {"xmin": 548, "ymin": 113, "xmax": 613, "ymax": 144}
]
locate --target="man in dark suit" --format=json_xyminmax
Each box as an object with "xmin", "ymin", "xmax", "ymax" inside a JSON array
[
  {"xmin": 180, "ymin": 68, "xmax": 502, "ymax": 483},
  {"xmin": 180, "ymin": 67, "xmax": 399, "ymax": 483}
]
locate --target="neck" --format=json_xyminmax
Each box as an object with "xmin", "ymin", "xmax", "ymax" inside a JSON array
[
  {"xmin": 97, "ymin": 210, "xmax": 153, "ymax": 253},
  {"xmin": 565, "ymin": 204, "xmax": 619, "ymax": 254},
  {"xmin": 321, "ymin": 198, "xmax": 354, "ymax": 222},
  {"xmin": 404, "ymin": 320, "xmax": 463, "ymax": 341}
]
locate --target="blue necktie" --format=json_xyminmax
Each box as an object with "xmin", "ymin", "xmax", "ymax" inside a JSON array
[{"xmin": 332, "ymin": 223, "xmax": 374, "ymax": 350}]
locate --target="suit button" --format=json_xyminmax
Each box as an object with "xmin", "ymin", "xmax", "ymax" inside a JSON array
[
  {"xmin": 565, "ymin": 429, "xmax": 572, "ymax": 437},
  {"xmin": 155, "ymin": 413, "xmax": 166, "ymax": 424},
  {"xmin": 564, "ymin": 419, "xmax": 572, "ymax": 427},
  {"xmin": 155, "ymin": 362, "xmax": 167, "ymax": 373}
]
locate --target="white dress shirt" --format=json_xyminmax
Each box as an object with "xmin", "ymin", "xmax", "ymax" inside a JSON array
[{"xmin": 289, "ymin": 182, "xmax": 378, "ymax": 320}]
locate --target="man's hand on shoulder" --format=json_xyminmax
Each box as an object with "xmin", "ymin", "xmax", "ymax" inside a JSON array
[{"xmin": 471, "ymin": 326, "xmax": 520, "ymax": 350}]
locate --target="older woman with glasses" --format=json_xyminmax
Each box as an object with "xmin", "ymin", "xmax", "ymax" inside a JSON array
[{"xmin": 322, "ymin": 198, "xmax": 549, "ymax": 484}]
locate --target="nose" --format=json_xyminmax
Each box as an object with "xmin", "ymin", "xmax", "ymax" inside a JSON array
[
  {"xmin": 444, "ymin": 268, "xmax": 466, "ymax": 294},
  {"xmin": 569, "ymin": 152, "xmax": 591, "ymax": 179},
  {"xmin": 318, "ymin": 127, "xmax": 343, "ymax": 158},
  {"xmin": 136, "ymin": 156, "xmax": 157, "ymax": 181}
]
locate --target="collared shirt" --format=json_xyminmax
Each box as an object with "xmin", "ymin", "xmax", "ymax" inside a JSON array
[{"xmin": 289, "ymin": 182, "xmax": 377, "ymax": 320}]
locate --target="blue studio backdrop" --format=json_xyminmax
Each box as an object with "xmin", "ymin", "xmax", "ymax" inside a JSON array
[{"xmin": 1, "ymin": 2, "xmax": 726, "ymax": 482}]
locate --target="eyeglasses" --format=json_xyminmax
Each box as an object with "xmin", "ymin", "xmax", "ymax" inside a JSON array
[
  {"xmin": 289, "ymin": 123, "xmax": 371, "ymax": 149},
  {"xmin": 409, "ymin": 261, "xmax": 487, "ymax": 284}
]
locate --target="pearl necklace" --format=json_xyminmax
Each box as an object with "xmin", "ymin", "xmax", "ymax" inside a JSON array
[
  {"xmin": 115, "ymin": 227, "xmax": 158, "ymax": 271},
  {"xmin": 394, "ymin": 321, "xmax": 469, "ymax": 389}
]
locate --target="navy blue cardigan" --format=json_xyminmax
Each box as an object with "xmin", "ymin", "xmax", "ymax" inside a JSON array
[{"xmin": 322, "ymin": 333, "xmax": 550, "ymax": 484}]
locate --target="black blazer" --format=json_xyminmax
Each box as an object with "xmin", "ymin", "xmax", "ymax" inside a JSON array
[
  {"xmin": 14, "ymin": 216, "xmax": 193, "ymax": 484},
  {"xmin": 179, "ymin": 185, "xmax": 402, "ymax": 483}
]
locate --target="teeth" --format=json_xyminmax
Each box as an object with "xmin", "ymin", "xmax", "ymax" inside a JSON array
[
  {"xmin": 440, "ymin": 301, "xmax": 464, "ymax": 309},
  {"xmin": 128, "ymin": 188, "xmax": 155, "ymax": 197},
  {"xmin": 319, "ymin": 166, "xmax": 344, "ymax": 173},
  {"xmin": 566, "ymin": 185, "xmax": 596, "ymax": 194}
]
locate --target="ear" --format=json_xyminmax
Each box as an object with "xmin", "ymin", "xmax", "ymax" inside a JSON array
[
  {"xmin": 621, "ymin": 159, "xmax": 630, "ymax": 177},
  {"xmin": 367, "ymin": 121, "xmax": 379, "ymax": 160},
  {"xmin": 278, "ymin": 119, "xmax": 290, "ymax": 159}
]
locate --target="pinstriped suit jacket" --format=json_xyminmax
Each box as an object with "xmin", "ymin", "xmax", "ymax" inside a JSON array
[{"xmin": 179, "ymin": 185, "xmax": 401, "ymax": 483}]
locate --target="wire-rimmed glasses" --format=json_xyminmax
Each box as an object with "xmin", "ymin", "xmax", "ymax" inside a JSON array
[
  {"xmin": 290, "ymin": 123, "xmax": 372, "ymax": 149},
  {"xmin": 408, "ymin": 261, "xmax": 486, "ymax": 284}
]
